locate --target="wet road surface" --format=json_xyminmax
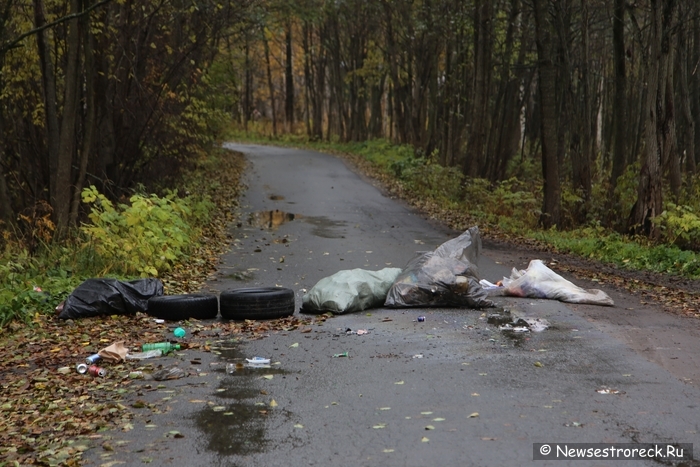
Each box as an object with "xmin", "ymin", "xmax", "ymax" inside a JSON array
[{"xmin": 84, "ymin": 143, "xmax": 700, "ymax": 467}]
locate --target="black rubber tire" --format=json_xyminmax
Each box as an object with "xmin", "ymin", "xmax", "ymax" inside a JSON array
[
  {"xmin": 219, "ymin": 287, "xmax": 295, "ymax": 320},
  {"xmin": 146, "ymin": 294, "xmax": 219, "ymax": 321}
]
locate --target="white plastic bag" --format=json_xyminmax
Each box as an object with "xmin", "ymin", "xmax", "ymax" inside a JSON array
[
  {"xmin": 302, "ymin": 267, "xmax": 403, "ymax": 314},
  {"xmin": 500, "ymin": 259, "xmax": 614, "ymax": 306}
]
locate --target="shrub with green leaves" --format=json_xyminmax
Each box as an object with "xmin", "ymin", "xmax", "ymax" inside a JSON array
[
  {"xmin": 653, "ymin": 203, "xmax": 700, "ymax": 251},
  {"xmin": 80, "ymin": 186, "xmax": 209, "ymax": 277}
]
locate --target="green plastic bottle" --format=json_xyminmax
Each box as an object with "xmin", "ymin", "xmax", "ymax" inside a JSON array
[{"xmin": 142, "ymin": 342, "xmax": 181, "ymax": 354}]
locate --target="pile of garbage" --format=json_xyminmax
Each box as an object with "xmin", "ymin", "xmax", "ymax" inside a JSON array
[
  {"xmin": 53, "ymin": 226, "xmax": 613, "ymax": 321},
  {"xmin": 302, "ymin": 226, "xmax": 613, "ymax": 314},
  {"xmin": 65, "ymin": 338, "xmax": 187, "ymax": 381}
]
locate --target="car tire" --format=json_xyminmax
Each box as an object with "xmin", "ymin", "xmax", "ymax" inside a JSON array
[
  {"xmin": 219, "ymin": 287, "xmax": 295, "ymax": 320},
  {"xmin": 147, "ymin": 294, "xmax": 219, "ymax": 320}
]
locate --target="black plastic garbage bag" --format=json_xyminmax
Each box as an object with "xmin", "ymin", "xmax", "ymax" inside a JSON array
[
  {"xmin": 57, "ymin": 278, "xmax": 164, "ymax": 319},
  {"xmin": 384, "ymin": 226, "xmax": 494, "ymax": 308}
]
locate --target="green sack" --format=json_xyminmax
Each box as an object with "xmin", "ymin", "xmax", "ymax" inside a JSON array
[{"xmin": 302, "ymin": 267, "xmax": 403, "ymax": 314}]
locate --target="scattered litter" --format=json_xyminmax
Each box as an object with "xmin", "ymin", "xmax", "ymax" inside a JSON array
[
  {"xmin": 332, "ymin": 352, "xmax": 349, "ymax": 358},
  {"xmin": 497, "ymin": 317, "xmax": 549, "ymax": 334},
  {"xmin": 596, "ymin": 388, "xmax": 624, "ymax": 395},
  {"xmin": 412, "ymin": 354, "xmax": 423, "ymax": 359},
  {"xmin": 98, "ymin": 341, "xmax": 128, "ymax": 362},
  {"xmin": 126, "ymin": 349, "xmax": 163, "ymax": 360},
  {"xmin": 152, "ymin": 366, "xmax": 186, "ymax": 381},
  {"xmin": 154, "ymin": 319, "xmax": 165, "ymax": 324},
  {"xmin": 173, "ymin": 327, "xmax": 186, "ymax": 338},
  {"xmin": 246, "ymin": 357, "xmax": 271, "ymax": 365},
  {"xmin": 356, "ymin": 329, "xmax": 369, "ymax": 335},
  {"xmin": 417, "ymin": 316, "xmax": 426, "ymax": 322}
]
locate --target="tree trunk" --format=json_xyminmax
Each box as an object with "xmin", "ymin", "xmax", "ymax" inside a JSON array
[
  {"xmin": 55, "ymin": 0, "xmax": 81, "ymax": 230},
  {"xmin": 574, "ymin": 0, "xmax": 592, "ymax": 216},
  {"xmin": 285, "ymin": 21, "xmax": 294, "ymax": 131},
  {"xmin": 533, "ymin": 0, "xmax": 561, "ymax": 228},
  {"xmin": 70, "ymin": 0, "xmax": 96, "ymax": 225},
  {"xmin": 262, "ymin": 28, "xmax": 277, "ymax": 137},
  {"xmin": 610, "ymin": 0, "xmax": 627, "ymax": 189},
  {"xmin": 34, "ymin": 0, "xmax": 60, "ymax": 221},
  {"xmin": 676, "ymin": 6, "xmax": 695, "ymax": 177},
  {"xmin": 466, "ymin": 0, "xmax": 492, "ymax": 177},
  {"xmin": 631, "ymin": 0, "xmax": 676, "ymax": 238}
]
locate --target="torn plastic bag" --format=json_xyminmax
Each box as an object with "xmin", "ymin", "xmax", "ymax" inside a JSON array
[
  {"xmin": 384, "ymin": 227, "xmax": 494, "ymax": 308},
  {"xmin": 57, "ymin": 278, "xmax": 164, "ymax": 319},
  {"xmin": 498, "ymin": 259, "xmax": 614, "ymax": 306},
  {"xmin": 301, "ymin": 267, "xmax": 403, "ymax": 314}
]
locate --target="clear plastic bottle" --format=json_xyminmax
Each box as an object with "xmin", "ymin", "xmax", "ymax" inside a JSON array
[
  {"xmin": 141, "ymin": 342, "xmax": 181, "ymax": 354},
  {"xmin": 126, "ymin": 349, "xmax": 163, "ymax": 360}
]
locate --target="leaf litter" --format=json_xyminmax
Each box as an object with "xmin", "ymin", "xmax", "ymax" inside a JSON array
[{"xmin": 0, "ymin": 152, "xmax": 330, "ymax": 466}]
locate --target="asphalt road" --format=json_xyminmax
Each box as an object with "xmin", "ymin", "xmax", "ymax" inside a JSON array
[{"xmin": 84, "ymin": 143, "xmax": 700, "ymax": 467}]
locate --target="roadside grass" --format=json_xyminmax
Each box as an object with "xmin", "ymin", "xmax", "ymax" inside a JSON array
[
  {"xmin": 228, "ymin": 127, "xmax": 700, "ymax": 280},
  {"xmin": 0, "ymin": 148, "xmax": 244, "ymax": 328}
]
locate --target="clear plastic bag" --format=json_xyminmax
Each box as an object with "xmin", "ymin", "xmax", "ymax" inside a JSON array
[
  {"xmin": 384, "ymin": 227, "xmax": 494, "ymax": 308},
  {"xmin": 153, "ymin": 365, "xmax": 186, "ymax": 381}
]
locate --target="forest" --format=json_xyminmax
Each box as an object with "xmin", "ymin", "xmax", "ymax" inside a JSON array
[{"xmin": 0, "ymin": 0, "xmax": 698, "ymax": 247}]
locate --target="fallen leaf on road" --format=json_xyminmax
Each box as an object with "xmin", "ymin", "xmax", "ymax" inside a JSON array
[
  {"xmin": 421, "ymin": 437, "xmax": 429, "ymax": 442},
  {"xmin": 290, "ymin": 342, "xmax": 299, "ymax": 348},
  {"xmin": 262, "ymin": 375, "xmax": 274, "ymax": 380},
  {"xmin": 425, "ymin": 425, "xmax": 435, "ymax": 430},
  {"xmin": 469, "ymin": 412, "xmax": 479, "ymax": 418},
  {"xmin": 394, "ymin": 380, "xmax": 404, "ymax": 385},
  {"xmin": 433, "ymin": 418, "xmax": 445, "ymax": 422},
  {"xmin": 383, "ymin": 449, "xmax": 395, "ymax": 453},
  {"xmin": 373, "ymin": 423, "xmax": 387, "ymax": 429},
  {"xmin": 294, "ymin": 424, "xmax": 304, "ymax": 428},
  {"xmin": 534, "ymin": 361, "xmax": 544, "ymax": 367}
]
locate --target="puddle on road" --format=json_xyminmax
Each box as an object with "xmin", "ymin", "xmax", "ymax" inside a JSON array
[
  {"xmin": 248, "ymin": 210, "xmax": 296, "ymax": 229},
  {"xmin": 246, "ymin": 210, "xmax": 346, "ymax": 238},
  {"xmin": 193, "ymin": 341, "xmax": 291, "ymax": 457}
]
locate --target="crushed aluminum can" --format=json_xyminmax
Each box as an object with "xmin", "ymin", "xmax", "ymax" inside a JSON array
[
  {"xmin": 88, "ymin": 365, "xmax": 106, "ymax": 377},
  {"xmin": 417, "ymin": 316, "xmax": 426, "ymax": 322},
  {"xmin": 85, "ymin": 353, "xmax": 101, "ymax": 365},
  {"xmin": 76, "ymin": 363, "xmax": 88, "ymax": 374}
]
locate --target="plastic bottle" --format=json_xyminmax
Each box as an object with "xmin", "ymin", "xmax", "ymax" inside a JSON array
[
  {"xmin": 126, "ymin": 349, "xmax": 163, "ymax": 360},
  {"xmin": 141, "ymin": 342, "xmax": 181, "ymax": 354}
]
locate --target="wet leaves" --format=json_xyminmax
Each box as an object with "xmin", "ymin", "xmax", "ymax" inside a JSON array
[{"xmin": 0, "ymin": 152, "xmax": 327, "ymax": 465}]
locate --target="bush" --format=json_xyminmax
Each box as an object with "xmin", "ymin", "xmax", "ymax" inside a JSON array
[{"xmin": 79, "ymin": 186, "xmax": 211, "ymax": 277}]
